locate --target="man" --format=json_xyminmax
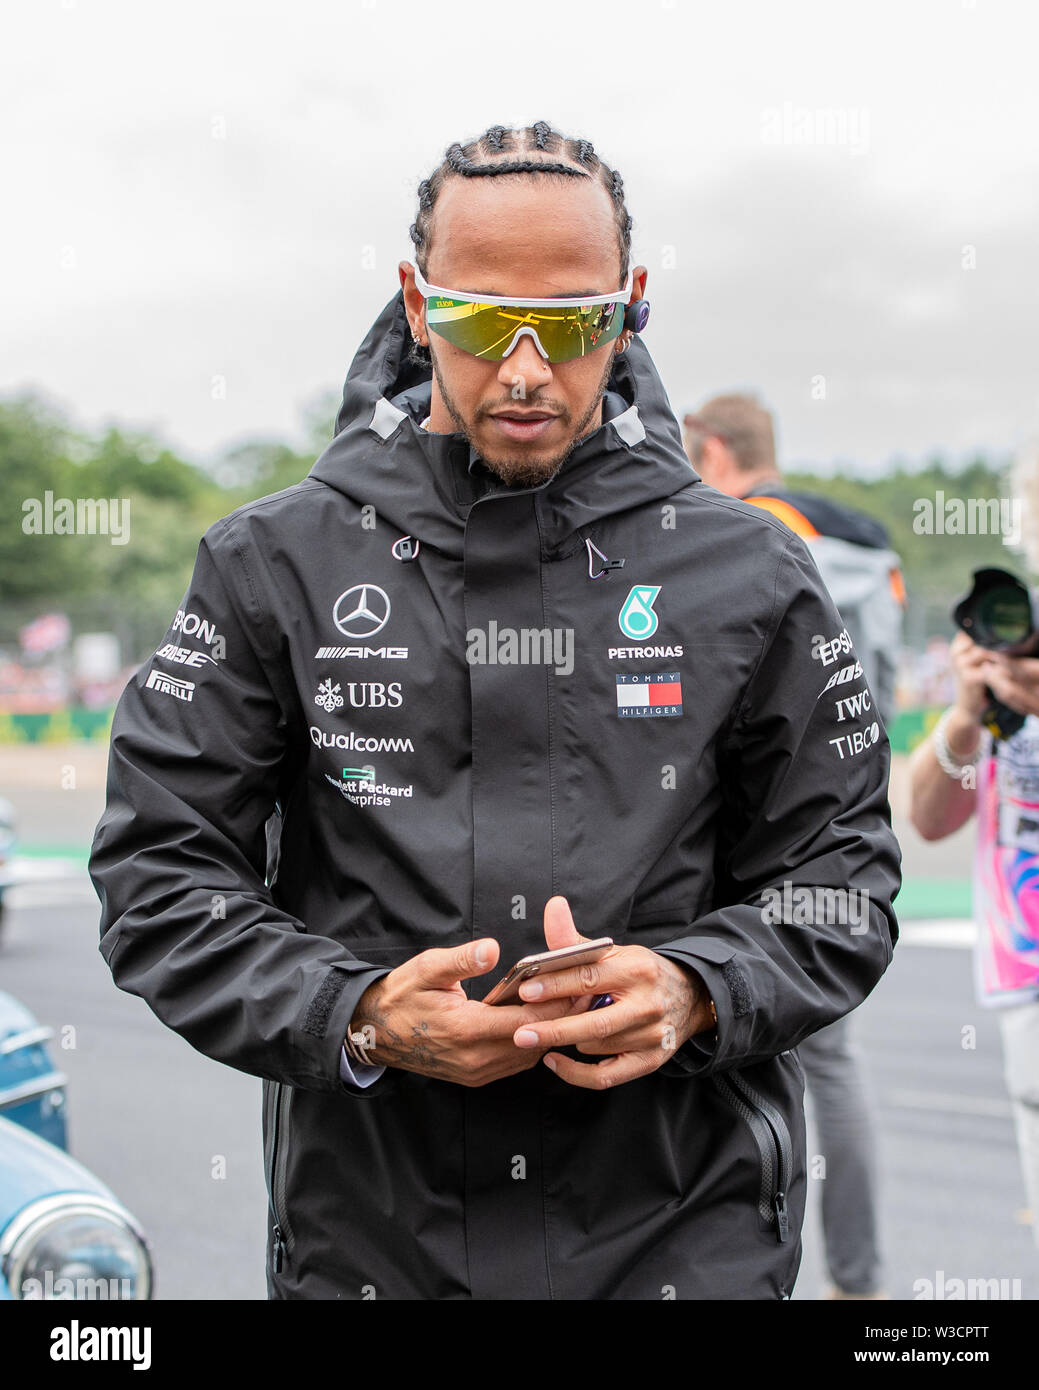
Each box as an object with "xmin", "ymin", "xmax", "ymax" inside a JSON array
[
  {"xmin": 683, "ymin": 394, "xmax": 905, "ymax": 721},
  {"xmin": 682, "ymin": 392, "xmax": 899, "ymax": 1300},
  {"xmin": 90, "ymin": 121, "xmax": 900, "ymax": 1300}
]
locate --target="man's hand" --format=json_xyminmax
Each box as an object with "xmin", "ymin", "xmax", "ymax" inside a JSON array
[
  {"xmin": 512, "ymin": 896, "xmax": 716, "ymax": 1090},
  {"xmin": 349, "ymin": 938, "xmax": 576, "ymax": 1087},
  {"xmin": 930, "ymin": 631, "xmax": 995, "ymax": 766},
  {"xmin": 980, "ymin": 644, "xmax": 1039, "ymax": 720},
  {"xmin": 949, "ymin": 630, "xmax": 996, "ymax": 727}
]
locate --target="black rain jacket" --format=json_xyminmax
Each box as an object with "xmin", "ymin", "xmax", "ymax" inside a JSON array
[{"xmin": 89, "ymin": 288, "xmax": 901, "ymax": 1301}]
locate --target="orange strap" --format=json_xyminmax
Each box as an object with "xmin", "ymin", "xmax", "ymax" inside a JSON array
[
  {"xmin": 748, "ymin": 496, "xmax": 908, "ymax": 608},
  {"xmin": 745, "ymin": 496, "xmax": 821, "ymax": 540}
]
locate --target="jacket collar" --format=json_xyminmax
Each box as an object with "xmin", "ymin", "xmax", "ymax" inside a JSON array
[{"xmin": 309, "ymin": 289, "xmax": 699, "ymax": 559}]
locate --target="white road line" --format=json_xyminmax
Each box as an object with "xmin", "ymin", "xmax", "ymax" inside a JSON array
[
  {"xmin": 3, "ymin": 856, "xmax": 87, "ymax": 881},
  {"xmin": 0, "ymin": 882, "xmax": 987, "ymax": 949},
  {"xmin": 885, "ymin": 1087, "xmax": 1013, "ymax": 1119},
  {"xmin": 5, "ymin": 878, "xmax": 96, "ymax": 907},
  {"xmin": 897, "ymin": 919, "xmax": 977, "ymax": 949}
]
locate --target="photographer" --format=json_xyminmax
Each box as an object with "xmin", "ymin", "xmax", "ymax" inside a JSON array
[{"xmin": 909, "ymin": 591, "xmax": 1039, "ymax": 1249}]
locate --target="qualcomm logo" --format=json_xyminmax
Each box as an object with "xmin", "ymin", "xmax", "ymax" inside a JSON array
[
  {"xmin": 618, "ymin": 585, "xmax": 661, "ymax": 641},
  {"xmin": 333, "ymin": 585, "xmax": 391, "ymax": 639}
]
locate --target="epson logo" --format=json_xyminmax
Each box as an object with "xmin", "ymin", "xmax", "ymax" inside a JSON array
[
  {"xmin": 811, "ymin": 628, "xmax": 853, "ymax": 667},
  {"xmin": 315, "ymin": 646, "xmax": 408, "ymax": 660},
  {"xmin": 173, "ymin": 610, "xmax": 220, "ymax": 645}
]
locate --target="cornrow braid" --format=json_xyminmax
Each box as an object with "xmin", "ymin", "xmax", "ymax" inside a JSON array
[
  {"xmin": 448, "ymin": 152, "xmax": 588, "ymax": 180},
  {"xmin": 407, "ymin": 120, "xmax": 633, "ymax": 301}
]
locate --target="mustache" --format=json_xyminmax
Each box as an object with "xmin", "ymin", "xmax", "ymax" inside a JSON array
[{"xmin": 480, "ymin": 399, "xmax": 568, "ymax": 417}]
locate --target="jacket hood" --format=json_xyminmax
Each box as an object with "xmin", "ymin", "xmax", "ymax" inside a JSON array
[
  {"xmin": 743, "ymin": 481, "xmax": 892, "ymax": 550},
  {"xmin": 308, "ymin": 288, "xmax": 699, "ymax": 560}
]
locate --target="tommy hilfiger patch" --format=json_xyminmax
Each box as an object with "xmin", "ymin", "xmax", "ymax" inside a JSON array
[{"xmin": 616, "ymin": 671, "xmax": 683, "ymax": 718}]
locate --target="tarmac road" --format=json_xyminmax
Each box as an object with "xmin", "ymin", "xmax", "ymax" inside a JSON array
[{"xmin": 1, "ymin": 742, "xmax": 1036, "ymax": 1301}]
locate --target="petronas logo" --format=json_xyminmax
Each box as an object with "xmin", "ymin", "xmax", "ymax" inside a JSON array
[{"xmin": 618, "ymin": 585, "xmax": 661, "ymax": 640}]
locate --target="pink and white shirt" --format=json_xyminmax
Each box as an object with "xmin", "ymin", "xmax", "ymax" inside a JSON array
[{"xmin": 974, "ymin": 716, "xmax": 1039, "ymax": 1006}]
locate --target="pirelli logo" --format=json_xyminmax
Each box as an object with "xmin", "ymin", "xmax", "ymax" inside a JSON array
[{"xmin": 145, "ymin": 668, "xmax": 195, "ymax": 701}]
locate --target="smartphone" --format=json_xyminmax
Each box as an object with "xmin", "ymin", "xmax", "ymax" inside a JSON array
[{"xmin": 483, "ymin": 938, "xmax": 614, "ymax": 1006}]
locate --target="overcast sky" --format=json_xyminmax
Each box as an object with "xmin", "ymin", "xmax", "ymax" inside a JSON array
[{"xmin": 2, "ymin": 0, "xmax": 1037, "ymax": 476}]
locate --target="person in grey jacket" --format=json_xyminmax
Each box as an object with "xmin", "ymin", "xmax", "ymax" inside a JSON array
[
  {"xmin": 684, "ymin": 392, "xmax": 896, "ymax": 1299},
  {"xmin": 89, "ymin": 120, "xmax": 901, "ymax": 1300}
]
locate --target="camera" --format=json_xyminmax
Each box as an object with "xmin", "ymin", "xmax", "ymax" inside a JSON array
[{"xmin": 952, "ymin": 567, "xmax": 1038, "ymax": 740}]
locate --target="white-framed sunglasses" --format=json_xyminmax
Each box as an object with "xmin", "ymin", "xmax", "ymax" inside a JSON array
[{"xmin": 412, "ymin": 264, "xmax": 634, "ymax": 362}]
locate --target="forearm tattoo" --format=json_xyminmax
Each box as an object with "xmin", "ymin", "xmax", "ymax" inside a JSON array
[{"xmin": 351, "ymin": 993, "xmax": 452, "ymax": 1076}]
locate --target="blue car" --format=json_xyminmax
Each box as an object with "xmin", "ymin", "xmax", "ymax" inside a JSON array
[
  {"xmin": 0, "ymin": 991, "xmax": 152, "ymax": 1300},
  {"xmin": 0, "ymin": 795, "xmax": 14, "ymax": 942}
]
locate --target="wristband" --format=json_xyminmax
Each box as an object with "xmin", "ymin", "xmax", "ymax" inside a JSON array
[
  {"xmin": 932, "ymin": 707, "xmax": 981, "ymax": 780},
  {"xmin": 694, "ymin": 994, "xmax": 718, "ymax": 1039},
  {"xmin": 343, "ymin": 1019, "xmax": 376, "ymax": 1067}
]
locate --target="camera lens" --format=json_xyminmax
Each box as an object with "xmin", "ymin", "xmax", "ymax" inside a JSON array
[{"xmin": 975, "ymin": 586, "xmax": 1032, "ymax": 647}]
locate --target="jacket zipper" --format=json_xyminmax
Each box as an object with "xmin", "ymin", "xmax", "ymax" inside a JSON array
[
  {"xmin": 266, "ymin": 1080, "xmax": 293, "ymax": 1271},
  {"xmin": 713, "ymin": 1072, "xmax": 791, "ymax": 1243}
]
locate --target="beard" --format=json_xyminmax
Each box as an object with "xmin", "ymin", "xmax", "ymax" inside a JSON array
[{"xmin": 429, "ymin": 345, "xmax": 617, "ymax": 488}]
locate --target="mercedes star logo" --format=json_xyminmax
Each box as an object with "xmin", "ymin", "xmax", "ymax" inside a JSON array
[{"xmin": 333, "ymin": 584, "xmax": 391, "ymax": 639}]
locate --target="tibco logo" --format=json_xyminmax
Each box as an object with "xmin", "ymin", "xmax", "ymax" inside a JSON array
[{"xmin": 829, "ymin": 723, "xmax": 880, "ymax": 760}]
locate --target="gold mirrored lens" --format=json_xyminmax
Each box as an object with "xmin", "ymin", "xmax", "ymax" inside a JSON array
[{"xmin": 426, "ymin": 298, "xmax": 624, "ymax": 361}]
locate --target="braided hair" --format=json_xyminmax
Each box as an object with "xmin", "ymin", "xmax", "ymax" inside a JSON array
[{"xmin": 407, "ymin": 122, "xmax": 633, "ymax": 367}]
